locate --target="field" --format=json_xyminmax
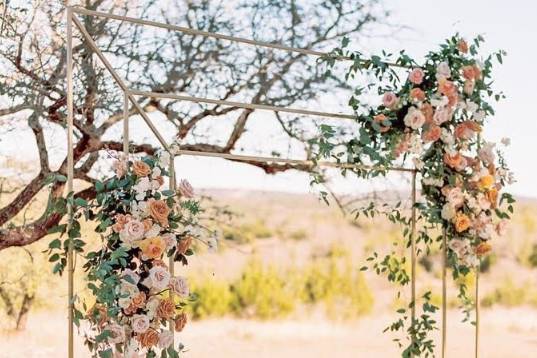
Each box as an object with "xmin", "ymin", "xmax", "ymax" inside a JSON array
[{"xmin": 1, "ymin": 189, "xmax": 537, "ymax": 357}]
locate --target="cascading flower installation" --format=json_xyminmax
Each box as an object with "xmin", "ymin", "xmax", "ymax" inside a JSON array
[
  {"xmin": 58, "ymin": 151, "xmax": 203, "ymax": 358},
  {"xmin": 317, "ymin": 35, "xmax": 514, "ymax": 356}
]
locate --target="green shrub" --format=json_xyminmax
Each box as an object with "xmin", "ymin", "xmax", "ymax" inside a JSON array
[
  {"xmin": 481, "ymin": 278, "xmax": 527, "ymax": 307},
  {"xmin": 230, "ymin": 260, "xmax": 295, "ymax": 319},
  {"xmin": 187, "ymin": 278, "xmax": 233, "ymax": 319}
]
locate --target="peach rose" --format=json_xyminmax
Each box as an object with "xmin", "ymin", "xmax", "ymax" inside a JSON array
[
  {"xmin": 86, "ymin": 304, "xmax": 108, "ymax": 328},
  {"xmin": 174, "ymin": 312, "xmax": 188, "ymax": 332},
  {"xmin": 139, "ymin": 236, "xmax": 166, "ymax": 260},
  {"xmin": 157, "ymin": 298, "xmax": 176, "ymax": 320},
  {"xmin": 454, "ymin": 212, "xmax": 471, "ymax": 233},
  {"xmin": 132, "ymin": 161, "xmax": 151, "ymax": 177},
  {"xmin": 457, "ymin": 39, "xmax": 469, "ymax": 53},
  {"xmin": 476, "ymin": 242, "xmax": 492, "ymax": 257},
  {"xmin": 148, "ymin": 199, "xmax": 170, "ymax": 227},
  {"xmin": 410, "ymin": 88, "xmax": 426, "ymax": 101},
  {"xmin": 143, "ymin": 219, "xmax": 153, "ymax": 232},
  {"xmin": 154, "ymin": 175, "xmax": 164, "ymax": 186},
  {"xmin": 462, "ymin": 65, "xmax": 482, "ymax": 81},
  {"xmin": 138, "ymin": 328, "xmax": 159, "ymax": 348},
  {"xmin": 404, "ymin": 107, "xmax": 426, "ymax": 129},
  {"xmin": 177, "ymin": 236, "xmax": 193, "ymax": 255},
  {"xmin": 496, "ymin": 220, "xmax": 508, "ymax": 236},
  {"xmin": 422, "ymin": 125, "xmax": 441, "ymax": 143},
  {"xmin": 113, "ymin": 214, "xmax": 130, "ymax": 233},
  {"xmin": 421, "ymin": 103, "xmax": 434, "ymax": 123},
  {"xmin": 443, "ymin": 152, "xmax": 464, "ymax": 170},
  {"xmin": 455, "ymin": 121, "xmax": 481, "ymax": 140},
  {"xmin": 438, "ymin": 79, "xmax": 459, "ymax": 106},
  {"xmin": 408, "ymin": 68, "xmax": 425, "ymax": 85},
  {"xmin": 178, "ymin": 179, "xmax": 195, "ymax": 199},
  {"xmin": 382, "ymin": 92, "xmax": 398, "ymax": 109},
  {"xmin": 487, "ymin": 188, "xmax": 498, "ymax": 208}
]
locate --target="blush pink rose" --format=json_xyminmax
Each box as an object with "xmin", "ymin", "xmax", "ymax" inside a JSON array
[
  {"xmin": 131, "ymin": 314, "xmax": 150, "ymax": 333},
  {"xmin": 169, "ymin": 276, "xmax": 190, "ymax": 298},
  {"xmin": 382, "ymin": 92, "xmax": 398, "ymax": 109},
  {"xmin": 433, "ymin": 106, "xmax": 451, "ymax": 125},
  {"xmin": 178, "ymin": 179, "xmax": 195, "ymax": 198},
  {"xmin": 408, "ymin": 68, "xmax": 425, "ymax": 85}
]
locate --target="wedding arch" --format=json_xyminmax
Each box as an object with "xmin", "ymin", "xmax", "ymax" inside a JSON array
[{"xmin": 57, "ymin": 5, "xmax": 512, "ymax": 358}]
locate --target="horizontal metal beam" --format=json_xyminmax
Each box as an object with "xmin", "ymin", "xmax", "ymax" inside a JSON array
[
  {"xmin": 70, "ymin": 6, "xmax": 409, "ymax": 69},
  {"xmin": 131, "ymin": 90, "xmax": 356, "ymax": 120},
  {"xmin": 175, "ymin": 149, "xmax": 416, "ymax": 173}
]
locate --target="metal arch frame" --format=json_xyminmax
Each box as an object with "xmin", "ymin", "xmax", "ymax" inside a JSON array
[{"xmin": 64, "ymin": 6, "xmax": 478, "ymax": 358}]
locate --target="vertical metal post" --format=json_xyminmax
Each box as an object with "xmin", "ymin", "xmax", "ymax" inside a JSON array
[
  {"xmin": 410, "ymin": 170, "xmax": 417, "ymax": 355},
  {"xmin": 475, "ymin": 267, "xmax": 480, "ymax": 358},
  {"xmin": 168, "ymin": 156, "xmax": 176, "ymax": 343},
  {"xmin": 441, "ymin": 229, "xmax": 447, "ymax": 358},
  {"xmin": 123, "ymin": 91, "xmax": 129, "ymax": 154},
  {"xmin": 66, "ymin": 6, "xmax": 75, "ymax": 358}
]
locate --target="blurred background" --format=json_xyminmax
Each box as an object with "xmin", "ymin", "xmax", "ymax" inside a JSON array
[{"xmin": 1, "ymin": 0, "xmax": 536, "ymax": 357}]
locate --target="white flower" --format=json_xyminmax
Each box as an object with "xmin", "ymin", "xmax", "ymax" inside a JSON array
[
  {"xmin": 133, "ymin": 177, "xmax": 152, "ymax": 200},
  {"xmin": 105, "ymin": 322, "xmax": 125, "ymax": 344},
  {"xmin": 145, "ymin": 297, "xmax": 161, "ymax": 320},
  {"xmin": 422, "ymin": 177, "xmax": 444, "ymax": 187},
  {"xmin": 170, "ymin": 276, "xmax": 190, "ymax": 298},
  {"xmin": 161, "ymin": 233, "xmax": 177, "ymax": 250},
  {"xmin": 448, "ymin": 239, "xmax": 469, "ymax": 257},
  {"xmin": 478, "ymin": 223, "xmax": 495, "ymax": 240},
  {"xmin": 158, "ymin": 330, "xmax": 174, "ymax": 349},
  {"xmin": 430, "ymin": 95, "xmax": 449, "ymax": 108},
  {"xmin": 118, "ymin": 297, "xmax": 131, "ymax": 309},
  {"xmin": 441, "ymin": 203, "xmax": 456, "ymax": 220},
  {"xmin": 473, "ymin": 110, "xmax": 486, "ymax": 121},
  {"xmin": 433, "ymin": 106, "xmax": 451, "ymax": 125},
  {"xmin": 501, "ymin": 137, "xmax": 511, "ymax": 146},
  {"xmin": 478, "ymin": 142, "xmax": 496, "ymax": 165},
  {"xmin": 147, "ymin": 266, "xmax": 170, "ymax": 291},
  {"xmin": 464, "ymin": 100, "xmax": 479, "ymax": 114},
  {"xmin": 412, "ymin": 158, "xmax": 424, "ymax": 170},
  {"xmin": 131, "ymin": 314, "xmax": 150, "ymax": 333},
  {"xmin": 158, "ymin": 151, "xmax": 171, "ymax": 167},
  {"xmin": 145, "ymin": 223, "xmax": 162, "ymax": 238},
  {"xmin": 404, "ymin": 107, "xmax": 426, "ymax": 129},
  {"xmin": 436, "ymin": 61, "xmax": 451, "ymax": 80},
  {"xmin": 131, "ymin": 200, "xmax": 149, "ymax": 219},
  {"xmin": 119, "ymin": 220, "xmax": 145, "ymax": 247},
  {"xmin": 409, "ymin": 135, "xmax": 423, "ymax": 154},
  {"xmin": 445, "ymin": 187, "xmax": 464, "ymax": 208},
  {"xmin": 119, "ymin": 281, "xmax": 139, "ymax": 298}
]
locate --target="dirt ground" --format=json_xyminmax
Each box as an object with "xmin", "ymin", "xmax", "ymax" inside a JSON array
[{"xmin": 1, "ymin": 307, "xmax": 536, "ymax": 357}]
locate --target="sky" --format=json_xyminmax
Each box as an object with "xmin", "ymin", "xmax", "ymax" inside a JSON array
[
  {"xmin": 167, "ymin": 0, "xmax": 537, "ymax": 198},
  {"xmin": 1, "ymin": 0, "xmax": 536, "ymax": 198}
]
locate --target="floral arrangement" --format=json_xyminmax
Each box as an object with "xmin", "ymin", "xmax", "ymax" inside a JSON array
[
  {"xmin": 48, "ymin": 151, "xmax": 205, "ymax": 358},
  {"xmin": 318, "ymin": 35, "xmax": 514, "ymax": 356}
]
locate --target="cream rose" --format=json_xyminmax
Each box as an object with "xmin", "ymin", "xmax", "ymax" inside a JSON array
[
  {"xmin": 158, "ymin": 330, "xmax": 174, "ymax": 349},
  {"xmin": 169, "ymin": 276, "xmax": 189, "ymax": 298},
  {"xmin": 105, "ymin": 322, "xmax": 126, "ymax": 344},
  {"xmin": 403, "ymin": 107, "xmax": 425, "ymax": 129},
  {"xmin": 178, "ymin": 179, "xmax": 195, "ymax": 198},
  {"xmin": 147, "ymin": 266, "xmax": 170, "ymax": 291},
  {"xmin": 131, "ymin": 314, "xmax": 150, "ymax": 334}
]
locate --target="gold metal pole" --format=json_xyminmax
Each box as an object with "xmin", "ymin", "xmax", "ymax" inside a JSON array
[
  {"xmin": 130, "ymin": 90, "xmax": 356, "ymax": 120},
  {"xmin": 410, "ymin": 171, "xmax": 417, "ymax": 355},
  {"xmin": 442, "ymin": 229, "xmax": 447, "ymax": 358},
  {"xmin": 123, "ymin": 91, "xmax": 129, "ymax": 154},
  {"xmin": 168, "ymin": 157, "xmax": 176, "ymax": 343},
  {"xmin": 475, "ymin": 266, "xmax": 480, "ymax": 358},
  {"xmin": 71, "ymin": 7, "xmax": 411, "ymax": 69},
  {"xmin": 66, "ymin": 6, "xmax": 75, "ymax": 358}
]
